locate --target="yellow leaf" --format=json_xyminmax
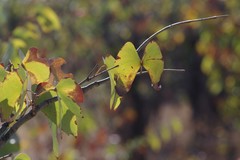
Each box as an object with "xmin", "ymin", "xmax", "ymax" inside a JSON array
[
  {"xmin": 115, "ymin": 42, "xmax": 141, "ymax": 96},
  {"xmin": 22, "ymin": 48, "xmax": 50, "ymax": 84},
  {"xmin": 142, "ymin": 42, "xmax": 164, "ymax": 88},
  {"xmin": 0, "ymin": 71, "xmax": 23, "ymax": 120}
]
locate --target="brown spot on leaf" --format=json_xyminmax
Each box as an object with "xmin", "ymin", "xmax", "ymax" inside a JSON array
[
  {"xmin": 50, "ymin": 58, "xmax": 73, "ymax": 81},
  {"xmin": 68, "ymin": 83, "xmax": 84, "ymax": 104},
  {"xmin": 116, "ymin": 56, "xmax": 121, "ymax": 60},
  {"xmin": 35, "ymin": 73, "xmax": 55, "ymax": 95}
]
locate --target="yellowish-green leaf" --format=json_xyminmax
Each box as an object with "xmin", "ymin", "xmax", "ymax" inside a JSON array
[
  {"xmin": 115, "ymin": 42, "xmax": 141, "ymax": 95},
  {"xmin": 13, "ymin": 23, "xmax": 40, "ymax": 40},
  {"xmin": 51, "ymin": 122, "xmax": 59, "ymax": 157},
  {"xmin": 56, "ymin": 78, "xmax": 83, "ymax": 117},
  {"xmin": 142, "ymin": 41, "xmax": 164, "ymax": 88},
  {"xmin": 146, "ymin": 129, "xmax": 161, "ymax": 151},
  {"xmin": 104, "ymin": 55, "xmax": 122, "ymax": 110},
  {"xmin": 35, "ymin": 6, "xmax": 61, "ymax": 33},
  {"xmin": 14, "ymin": 153, "xmax": 31, "ymax": 160},
  {"xmin": 22, "ymin": 48, "xmax": 50, "ymax": 84},
  {"xmin": 0, "ymin": 71, "xmax": 23, "ymax": 121}
]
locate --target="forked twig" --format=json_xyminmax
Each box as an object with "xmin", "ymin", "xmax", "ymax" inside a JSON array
[
  {"xmin": 79, "ymin": 64, "xmax": 99, "ymax": 85},
  {"xmin": 79, "ymin": 64, "xmax": 119, "ymax": 85}
]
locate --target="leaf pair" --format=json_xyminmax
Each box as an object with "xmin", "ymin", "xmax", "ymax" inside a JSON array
[{"xmin": 104, "ymin": 41, "xmax": 164, "ymax": 110}]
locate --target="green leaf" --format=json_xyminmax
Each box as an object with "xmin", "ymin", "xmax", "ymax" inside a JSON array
[
  {"xmin": 142, "ymin": 41, "xmax": 164, "ymax": 88},
  {"xmin": 0, "ymin": 134, "xmax": 20, "ymax": 156},
  {"xmin": 51, "ymin": 122, "xmax": 59, "ymax": 157},
  {"xmin": 22, "ymin": 48, "xmax": 50, "ymax": 84},
  {"xmin": 0, "ymin": 71, "xmax": 23, "ymax": 120},
  {"xmin": 115, "ymin": 42, "xmax": 141, "ymax": 95},
  {"xmin": 103, "ymin": 55, "xmax": 122, "ymax": 110},
  {"xmin": 39, "ymin": 91, "xmax": 78, "ymax": 136},
  {"xmin": 14, "ymin": 153, "xmax": 31, "ymax": 160}
]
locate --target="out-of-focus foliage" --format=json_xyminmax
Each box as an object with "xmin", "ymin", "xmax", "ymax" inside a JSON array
[
  {"xmin": 14, "ymin": 152, "xmax": 31, "ymax": 160},
  {"xmin": 0, "ymin": 134, "xmax": 20, "ymax": 157},
  {"xmin": 0, "ymin": 0, "xmax": 239, "ymax": 159}
]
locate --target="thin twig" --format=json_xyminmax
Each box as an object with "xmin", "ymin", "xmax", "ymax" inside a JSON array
[
  {"xmin": 93, "ymin": 65, "xmax": 118, "ymax": 77},
  {"xmin": 81, "ymin": 68, "xmax": 185, "ymax": 92},
  {"xmin": 79, "ymin": 64, "xmax": 99, "ymax": 85},
  {"xmin": 0, "ymin": 153, "xmax": 12, "ymax": 160},
  {"xmin": 136, "ymin": 14, "xmax": 228, "ymax": 52},
  {"xmin": 79, "ymin": 64, "xmax": 119, "ymax": 85}
]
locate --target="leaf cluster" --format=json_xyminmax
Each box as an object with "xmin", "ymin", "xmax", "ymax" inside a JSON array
[{"xmin": 0, "ymin": 48, "xmax": 83, "ymax": 138}]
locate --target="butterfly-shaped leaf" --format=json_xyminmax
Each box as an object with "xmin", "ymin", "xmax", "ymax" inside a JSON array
[
  {"xmin": 115, "ymin": 42, "xmax": 141, "ymax": 96},
  {"xmin": 103, "ymin": 55, "xmax": 122, "ymax": 110},
  {"xmin": 22, "ymin": 48, "xmax": 50, "ymax": 84},
  {"xmin": 142, "ymin": 42, "xmax": 164, "ymax": 89}
]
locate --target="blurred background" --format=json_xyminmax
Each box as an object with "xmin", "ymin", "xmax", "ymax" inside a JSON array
[{"xmin": 0, "ymin": 0, "xmax": 240, "ymax": 159}]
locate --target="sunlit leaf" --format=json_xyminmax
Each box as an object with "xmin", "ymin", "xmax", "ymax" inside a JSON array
[
  {"xmin": 56, "ymin": 78, "xmax": 83, "ymax": 105},
  {"xmin": 103, "ymin": 55, "xmax": 122, "ymax": 110},
  {"xmin": 39, "ymin": 91, "xmax": 78, "ymax": 136},
  {"xmin": 0, "ymin": 71, "xmax": 23, "ymax": 121},
  {"xmin": 14, "ymin": 153, "xmax": 31, "ymax": 160},
  {"xmin": 22, "ymin": 48, "xmax": 50, "ymax": 84},
  {"xmin": 115, "ymin": 42, "xmax": 141, "ymax": 95},
  {"xmin": 142, "ymin": 41, "xmax": 164, "ymax": 89}
]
